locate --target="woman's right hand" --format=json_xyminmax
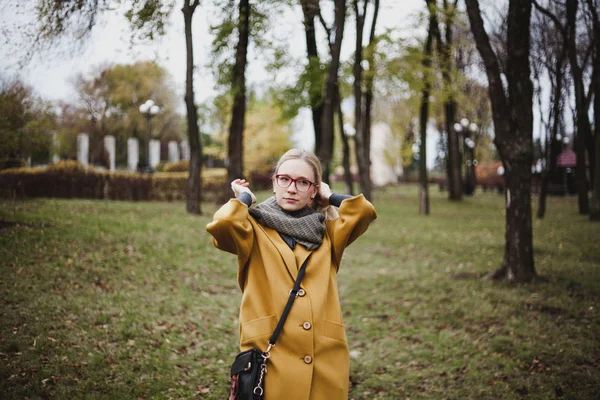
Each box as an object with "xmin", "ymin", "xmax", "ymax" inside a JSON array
[{"xmin": 231, "ymin": 179, "xmax": 256, "ymax": 204}]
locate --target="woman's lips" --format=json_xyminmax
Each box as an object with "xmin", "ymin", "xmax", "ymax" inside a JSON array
[{"xmin": 284, "ymin": 198, "xmax": 298, "ymax": 202}]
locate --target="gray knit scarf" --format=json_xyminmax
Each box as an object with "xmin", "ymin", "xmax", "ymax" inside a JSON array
[{"xmin": 249, "ymin": 196, "xmax": 325, "ymax": 250}]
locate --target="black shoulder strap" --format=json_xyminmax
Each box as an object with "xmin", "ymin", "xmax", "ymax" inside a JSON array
[{"xmin": 268, "ymin": 257, "xmax": 310, "ymax": 346}]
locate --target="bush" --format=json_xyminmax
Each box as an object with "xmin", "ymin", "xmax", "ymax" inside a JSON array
[
  {"xmin": 0, "ymin": 167, "xmax": 227, "ymax": 202},
  {"xmin": 47, "ymin": 160, "xmax": 89, "ymax": 173},
  {"xmin": 163, "ymin": 160, "xmax": 189, "ymax": 173},
  {"xmin": 250, "ymin": 171, "xmax": 273, "ymax": 191},
  {"xmin": 0, "ymin": 158, "xmax": 26, "ymax": 171}
]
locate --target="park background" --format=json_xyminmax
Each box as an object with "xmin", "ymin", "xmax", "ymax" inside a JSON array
[{"xmin": 1, "ymin": 0, "xmax": 600, "ymax": 399}]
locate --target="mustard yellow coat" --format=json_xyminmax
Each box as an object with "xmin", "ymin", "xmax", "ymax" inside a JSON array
[{"xmin": 206, "ymin": 195, "xmax": 377, "ymax": 400}]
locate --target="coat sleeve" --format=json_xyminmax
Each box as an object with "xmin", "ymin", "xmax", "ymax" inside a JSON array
[
  {"xmin": 326, "ymin": 194, "xmax": 377, "ymax": 269},
  {"xmin": 206, "ymin": 199, "xmax": 254, "ymax": 271}
]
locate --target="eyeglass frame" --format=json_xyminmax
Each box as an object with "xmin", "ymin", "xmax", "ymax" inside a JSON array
[{"xmin": 274, "ymin": 174, "xmax": 316, "ymax": 192}]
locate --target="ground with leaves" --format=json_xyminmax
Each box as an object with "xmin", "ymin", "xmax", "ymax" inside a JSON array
[{"xmin": 1, "ymin": 185, "xmax": 599, "ymax": 400}]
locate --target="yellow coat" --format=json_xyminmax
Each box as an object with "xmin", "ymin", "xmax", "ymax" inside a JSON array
[{"xmin": 206, "ymin": 195, "xmax": 377, "ymax": 400}]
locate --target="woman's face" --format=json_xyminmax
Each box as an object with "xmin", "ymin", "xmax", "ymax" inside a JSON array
[{"xmin": 273, "ymin": 159, "xmax": 319, "ymax": 212}]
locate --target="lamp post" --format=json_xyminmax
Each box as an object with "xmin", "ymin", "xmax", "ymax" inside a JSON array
[
  {"xmin": 138, "ymin": 100, "xmax": 160, "ymax": 173},
  {"xmin": 453, "ymin": 118, "xmax": 478, "ymax": 195}
]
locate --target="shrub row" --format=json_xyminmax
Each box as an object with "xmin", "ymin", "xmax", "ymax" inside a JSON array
[
  {"xmin": 0, "ymin": 158, "xmax": 27, "ymax": 171},
  {"xmin": 0, "ymin": 163, "xmax": 227, "ymax": 202}
]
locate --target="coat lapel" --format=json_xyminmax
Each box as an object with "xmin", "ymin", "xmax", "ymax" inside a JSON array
[{"xmin": 258, "ymin": 224, "xmax": 298, "ymax": 281}]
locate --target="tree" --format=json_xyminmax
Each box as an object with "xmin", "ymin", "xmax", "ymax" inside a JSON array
[
  {"xmin": 0, "ymin": 78, "xmax": 56, "ymax": 163},
  {"xmin": 530, "ymin": 4, "xmax": 568, "ymax": 219},
  {"xmin": 352, "ymin": 0, "xmax": 379, "ymax": 201},
  {"xmin": 70, "ymin": 61, "xmax": 181, "ymax": 166},
  {"xmin": 300, "ymin": 0, "xmax": 326, "ymax": 154},
  {"xmin": 465, "ymin": 0, "xmax": 537, "ymax": 281},
  {"xmin": 182, "ymin": 0, "xmax": 203, "ymax": 214},
  {"xmin": 243, "ymin": 95, "xmax": 294, "ymax": 174},
  {"xmin": 318, "ymin": 0, "xmax": 347, "ymax": 182},
  {"xmin": 419, "ymin": 16, "xmax": 434, "ymax": 215},
  {"xmin": 585, "ymin": 0, "xmax": 600, "ymax": 221},
  {"xmin": 534, "ymin": 0, "xmax": 594, "ymax": 215},
  {"xmin": 226, "ymin": 0, "xmax": 251, "ymax": 185},
  {"xmin": 427, "ymin": 0, "xmax": 462, "ymax": 201},
  {"xmin": 27, "ymin": 0, "xmax": 205, "ymax": 214}
]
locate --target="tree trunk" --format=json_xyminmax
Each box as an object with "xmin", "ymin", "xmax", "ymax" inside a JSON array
[
  {"xmin": 465, "ymin": 0, "xmax": 536, "ymax": 282},
  {"xmin": 353, "ymin": 0, "xmax": 371, "ymax": 200},
  {"xmin": 300, "ymin": 0, "xmax": 324, "ymax": 152},
  {"xmin": 538, "ymin": 46, "xmax": 567, "ymax": 219},
  {"xmin": 591, "ymin": 123, "xmax": 600, "ymax": 220},
  {"xmin": 318, "ymin": 0, "xmax": 346, "ymax": 182},
  {"xmin": 227, "ymin": 0, "xmax": 250, "ymax": 185},
  {"xmin": 183, "ymin": 0, "xmax": 202, "ymax": 215},
  {"xmin": 589, "ymin": 0, "xmax": 600, "ymax": 220},
  {"xmin": 428, "ymin": 0, "xmax": 462, "ymax": 200},
  {"xmin": 565, "ymin": 0, "xmax": 590, "ymax": 214},
  {"xmin": 419, "ymin": 21, "xmax": 433, "ymax": 216},
  {"xmin": 336, "ymin": 87, "xmax": 354, "ymax": 195},
  {"xmin": 492, "ymin": 160, "xmax": 536, "ymax": 280},
  {"xmin": 361, "ymin": 0, "xmax": 379, "ymax": 201}
]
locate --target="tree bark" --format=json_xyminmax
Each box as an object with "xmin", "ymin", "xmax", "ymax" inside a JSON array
[
  {"xmin": 353, "ymin": 0, "xmax": 371, "ymax": 200},
  {"xmin": 587, "ymin": 0, "xmax": 600, "ymax": 220},
  {"xmin": 361, "ymin": 0, "xmax": 379, "ymax": 201},
  {"xmin": 183, "ymin": 0, "xmax": 202, "ymax": 215},
  {"xmin": 565, "ymin": 0, "xmax": 590, "ymax": 214},
  {"xmin": 335, "ymin": 86, "xmax": 354, "ymax": 195},
  {"xmin": 318, "ymin": 0, "xmax": 346, "ymax": 182},
  {"xmin": 427, "ymin": 0, "xmax": 462, "ymax": 200},
  {"xmin": 538, "ymin": 45, "xmax": 567, "ymax": 219},
  {"xmin": 227, "ymin": 0, "xmax": 250, "ymax": 184},
  {"xmin": 419, "ymin": 20, "xmax": 433, "ymax": 216},
  {"xmin": 465, "ymin": 0, "xmax": 536, "ymax": 282},
  {"xmin": 300, "ymin": 0, "xmax": 324, "ymax": 152}
]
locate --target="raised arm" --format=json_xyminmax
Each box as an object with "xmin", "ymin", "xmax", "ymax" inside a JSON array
[
  {"xmin": 324, "ymin": 187, "xmax": 377, "ymax": 269},
  {"xmin": 206, "ymin": 179, "xmax": 257, "ymax": 265}
]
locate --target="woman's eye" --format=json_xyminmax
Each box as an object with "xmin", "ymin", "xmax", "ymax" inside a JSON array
[
  {"xmin": 280, "ymin": 177, "xmax": 290, "ymax": 182},
  {"xmin": 298, "ymin": 180, "xmax": 309, "ymax": 186}
]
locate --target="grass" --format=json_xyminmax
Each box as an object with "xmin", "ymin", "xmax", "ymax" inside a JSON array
[{"xmin": 0, "ymin": 185, "xmax": 599, "ymax": 400}]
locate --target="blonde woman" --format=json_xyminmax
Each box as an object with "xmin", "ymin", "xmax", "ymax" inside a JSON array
[{"xmin": 206, "ymin": 149, "xmax": 377, "ymax": 399}]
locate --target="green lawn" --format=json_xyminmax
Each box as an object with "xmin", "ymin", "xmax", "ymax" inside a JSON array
[{"xmin": 1, "ymin": 185, "xmax": 599, "ymax": 399}]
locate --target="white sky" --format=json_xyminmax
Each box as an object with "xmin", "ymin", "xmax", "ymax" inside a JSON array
[{"xmin": 0, "ymin": 0, "xmax": 438, "ymax": 166}]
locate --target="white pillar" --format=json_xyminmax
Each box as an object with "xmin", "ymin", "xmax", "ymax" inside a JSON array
[
  {"xmin": 180, "ymin": 140, "xmax": 190, "ymax": 161},
  {"xmin": 149, "ymin": 139, "xmax": 161, "ymax": 169},
  {"xmin": 104, "ymin": 135, "xmax": 116, "ymax": 171},
  {"xmin": 51, "ymin": 131, "xmax": 60, "ymax": 163},
  {"xmin": 168, "ymin": 141, "xmax": 180, "ymax": 162},
  {"xmin": 127, "ymin": 138, "xmax": 139, "ymax": 171},
  {"xmin": 77, "ymin": 133, "xmax": 89, "ymax": 166}
]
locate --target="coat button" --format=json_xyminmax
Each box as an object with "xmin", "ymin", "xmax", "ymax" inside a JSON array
[
  {"xmin": 302, "ymin": 321, "xmax": 311, "ymax": 330},
  {"xmin": 303, "ymin": 355, "xmax": 313, "ymax": 364},
  {"xmin": 297, "ymin": 288, "xmax": 306, "ymax": 297}
]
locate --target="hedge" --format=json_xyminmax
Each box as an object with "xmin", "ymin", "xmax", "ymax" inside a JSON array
[{"xmin": 0, "ymin": 162, "xmax": 227, "ymax": 202}]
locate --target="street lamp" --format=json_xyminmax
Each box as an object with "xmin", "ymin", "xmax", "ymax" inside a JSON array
[
  {"xmin": 453, "ymin": 118, "xmax": 478, "ymax": 195},
  {"xmin": 138, "ymin": 99, "xmax": 160, "ymax": 173}
]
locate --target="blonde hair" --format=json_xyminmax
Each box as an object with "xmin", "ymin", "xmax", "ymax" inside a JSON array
[
  {"xmin": 272, "ymin": 149, "xmax": 323, "ymax": 186},
  {"xmin": 273, "ymin": 149, "xmax": 339, "ymax": 220}
]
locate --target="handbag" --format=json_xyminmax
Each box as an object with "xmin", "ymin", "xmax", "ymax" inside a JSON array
[{"xmin": 228, "ymin": 257, "xmax": 310, "ymax": 400}]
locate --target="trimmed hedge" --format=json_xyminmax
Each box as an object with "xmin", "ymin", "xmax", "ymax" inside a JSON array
[
  {"xmin": 0, "ymin": 158, "xmax": 27, "ymax": 171},
  {"xmin": 162, "ymin": 160, "xmax": 189, "ymax": 172},
  {"xmin": 0, "ymin": 164, "xmax": 227, "ymax": 202}
]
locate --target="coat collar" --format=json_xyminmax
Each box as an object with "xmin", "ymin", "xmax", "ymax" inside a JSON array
[{"xmin": 257, "ymin": 224, "xmax": 311, "ymax": 281}]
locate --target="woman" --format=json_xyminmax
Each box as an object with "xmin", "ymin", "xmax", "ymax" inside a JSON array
[{"xmin": 206, "ymin": 149, "xmax": 377, "ymax": 399}]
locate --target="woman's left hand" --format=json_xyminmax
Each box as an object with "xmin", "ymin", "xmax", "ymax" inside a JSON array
[{"xmin": 316, "ymin": 182, "xmax": 333, "ymax": 206}]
